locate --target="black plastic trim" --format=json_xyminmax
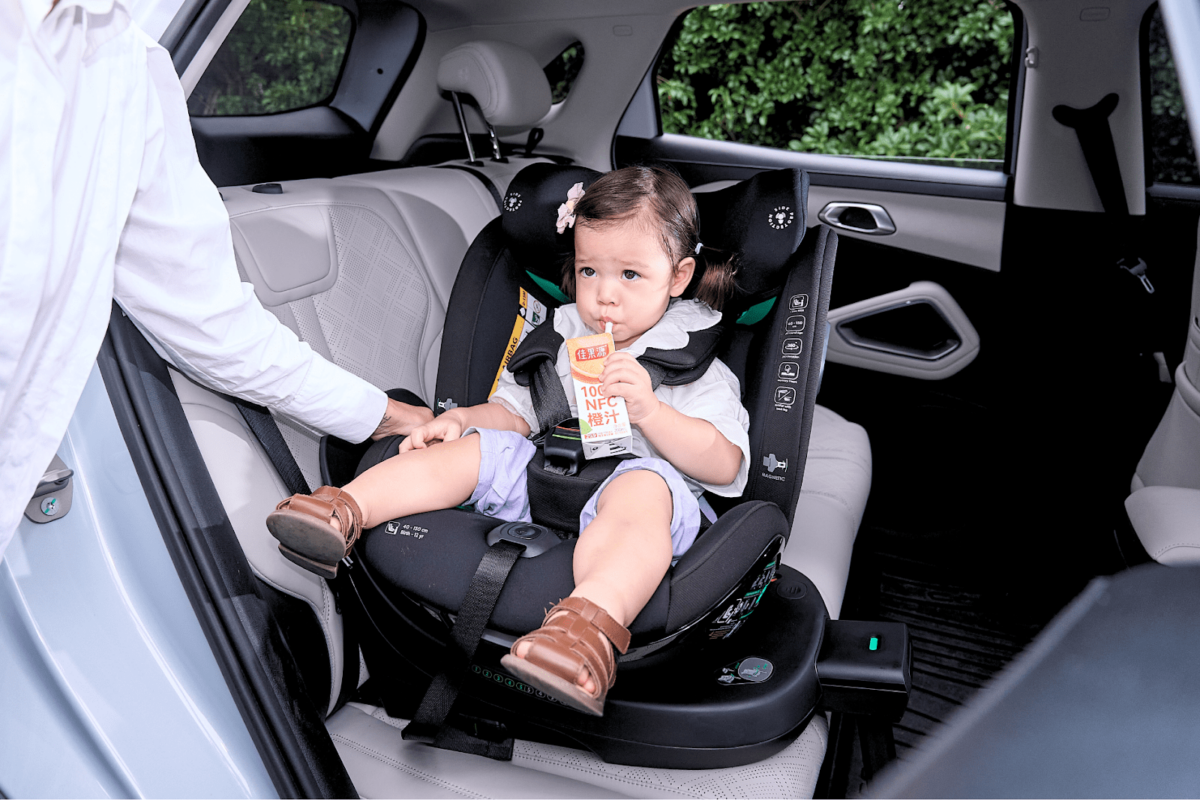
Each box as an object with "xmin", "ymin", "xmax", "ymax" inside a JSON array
[
  {"xmin": 1004, "ymin": 3, "xmax": 1027, "ymax": 188},
  {"xmin": 97, "ymin": 305, "xmax": 357, "ymax": 799},
  {"xmin": 331, "ymin": 2, "xmax": 424, "ymax": 136},
  {"xmin": 169, "ymin": 0, "xmax": 233, "ymax": 76},
  {"xmin": 192, "ymin": 106, "xmax": 369, "ymax": 185},
  {"xmin": 159, "ymin": 0, "xmax": 209, "ymax": 53},
  {"xmin": 192, "ymin": 104, "xmax": 361, "ymax": 139},
  {"xmin": 1140, "ymin": 4, "xmax": 1158, "ymax": 189}
]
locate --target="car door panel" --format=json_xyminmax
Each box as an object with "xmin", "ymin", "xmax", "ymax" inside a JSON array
[
  {"xmin": 808, "ymin": 186, "xmax": 1006, "ymax": 272},
  {"xmin": 619, "ymin": 131, "xmax": 1011, "ymax": 552}
]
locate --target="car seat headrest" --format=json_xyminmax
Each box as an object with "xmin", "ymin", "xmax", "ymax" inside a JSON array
[
  {"xmin": 501, "ymin": 164, "xmax": 809, "ymax": 308},
  {"xmin": 501, "ymin": 162, "xmax": 602, "ymax": 288},
  {"xmin": 437, "ymin": 41, "xmax": 552, "ymax": 129},
  {"xmin": 693, "ymin": 169, "xmax": 809, "ymax": 309}
]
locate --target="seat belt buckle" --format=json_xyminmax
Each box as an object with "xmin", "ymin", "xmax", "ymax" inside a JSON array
[
  {"xmin": 1118, "ymin": 257, "xmax": 1155, "ymax": 294},
  {"xmin": 400, "ymin": 720, "xmax": 439, "ymax": 744},
  {"xmin": 543, "ymin": 418, "xmax": 585, "ymax": 476}
]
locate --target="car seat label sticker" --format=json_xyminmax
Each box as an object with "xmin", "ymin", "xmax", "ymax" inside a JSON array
[
  {"xmin": 489, "ymin": 288, "xmax": 548, "ymax": 397},
  {"xmin": 716, "ymin": 657, "xmax": 775, "ymax": 686},
  {"xmin": 707, "ymin": 556, "xmax": 778, "ymax": 640}
]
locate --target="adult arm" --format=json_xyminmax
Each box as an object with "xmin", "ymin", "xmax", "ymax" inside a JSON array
[{"xmin": 111, "ymin": 37, "xmax": 428, "ymax": 442}]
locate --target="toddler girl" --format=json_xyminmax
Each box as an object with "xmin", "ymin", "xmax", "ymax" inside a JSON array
[{"xmin": 267, "ymin": 166, "xmax": 749, "ymax": 715}]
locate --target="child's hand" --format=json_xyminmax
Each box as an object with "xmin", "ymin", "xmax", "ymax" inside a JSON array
[
  {"xmin": 600, "ymin": 352, "xmax": 662, "ymax": 424},
  {"xmin": 399, "ymin": 411, "xmax": 465, "ymax": 452},
  {"xmin": 371, "ymin": 398, "xmax": 434, "ymax": 440}
]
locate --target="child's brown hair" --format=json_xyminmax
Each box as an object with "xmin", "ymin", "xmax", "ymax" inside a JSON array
[{"xmin": 560, "ymin": 166, "xmax": 737, "ymax": 310}]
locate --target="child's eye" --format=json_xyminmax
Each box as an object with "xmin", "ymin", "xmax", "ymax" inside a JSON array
[
  {"xmin": 622, "ymin": 270, "xmax": 640, "ymax": 281},
  {"xmin": 579, "ymin": 266, "xmax": 596, "ymax": 278}
]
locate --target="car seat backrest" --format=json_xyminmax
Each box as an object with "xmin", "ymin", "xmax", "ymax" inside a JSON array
[{"xmin": 223, "ymin": 173, "xmax": 495, "ymax": 488}]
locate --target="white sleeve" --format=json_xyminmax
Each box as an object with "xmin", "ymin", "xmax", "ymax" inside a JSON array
[
  {"xmin": 667, "ymin": 359, "xmax": 751, "ymax": 497},
  {"xmin": 488, "ymin": 367, "xmax": 539, "ymax": 436},
  {"xmin": 112, "ymin": 39, "xmax": 386, "ymax": 443}
]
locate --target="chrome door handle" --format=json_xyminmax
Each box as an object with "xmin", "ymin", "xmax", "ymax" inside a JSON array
[{"xmin": 817, "ymin": 202, "xmax": 896, "ymax": 235}]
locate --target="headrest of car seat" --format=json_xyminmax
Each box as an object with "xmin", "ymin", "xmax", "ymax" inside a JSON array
[
  {"xmin": 501, "ymin": 162, "xmax": 602, "ymax": 282},
  {"xmin": 501, "ymin": 164, "xmax": 810, "ymax": 308},
  {"xmin": 693, "ymin": 168, "xmax": 809, "ymax": 308},
  {"xmin": 437, "ymin": 41, "xmax": 552, "ymax": 128}
]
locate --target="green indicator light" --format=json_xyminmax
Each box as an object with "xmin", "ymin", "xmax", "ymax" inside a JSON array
[{"xmin": 869, "ymin": 637, "xmax": 879, "ymax": 651}]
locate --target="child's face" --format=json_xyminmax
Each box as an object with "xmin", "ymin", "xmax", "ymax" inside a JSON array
[{"xmin": 573, "ymin": 213, "xmax": 695, "ymax": 350}]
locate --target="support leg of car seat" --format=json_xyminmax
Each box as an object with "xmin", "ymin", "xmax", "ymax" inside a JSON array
[
  {"xmin": 815, "ymin": 711, "xmax": 856, "ymax": 799},
  {"xmin": 857, "ymin": 717, "xmax": 897, "ymax": 782}
]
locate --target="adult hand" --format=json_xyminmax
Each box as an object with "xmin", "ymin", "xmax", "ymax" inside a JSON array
[
  {"xmin": 398, "ymin": 410, "xmax": 465, "ymax": 452},
  {"xmin": 600, "ymin": 352, "xmax": 661, "ymax": 424},
  {"xmin": 371, "ymin": 398, "xmax": 434, "ymax": 440}
]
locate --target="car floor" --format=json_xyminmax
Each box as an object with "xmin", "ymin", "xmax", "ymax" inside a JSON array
[{"xmin": 834, "ymin": 527, "xmax": 1051, "ymax": 798}]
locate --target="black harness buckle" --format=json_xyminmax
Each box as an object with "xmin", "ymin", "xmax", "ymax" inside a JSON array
[{"xmin": 542, "ymin": 418, "xmax": 585, "ymax": 476}]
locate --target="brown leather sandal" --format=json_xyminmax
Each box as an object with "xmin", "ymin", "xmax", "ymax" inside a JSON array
[
  {"xmin": 500, "ymin": 596, "xmax": 631, "ymax": 716},
  {"xmin": 266, "ymin": 486, "xmax": 364, "ymax": 579}
]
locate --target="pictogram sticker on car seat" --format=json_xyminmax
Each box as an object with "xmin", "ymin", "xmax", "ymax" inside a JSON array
[{"xmin": 489, "ymin": 288, "xmax": 548, "ymax": 397}]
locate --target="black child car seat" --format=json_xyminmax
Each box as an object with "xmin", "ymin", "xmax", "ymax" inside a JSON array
[{"xmin": 324, "ymin": 163, "xmax": 842, "ymax": 768}]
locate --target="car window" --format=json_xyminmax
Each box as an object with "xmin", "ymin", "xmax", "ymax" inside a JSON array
[
  {"xmin": 187, "ymin": 0, "xmax": 352, "ymax": 117},
  {"xmin": 656, "ymin": 0, "xmax": 1015, "ymax": 171},
  {"xmin": 1145, "ymin": 5, "xmax": 1199, "ymax": 185},
  {"xmin": 545, "ymin": 42, "xmax": 584, "ymax": 105}
]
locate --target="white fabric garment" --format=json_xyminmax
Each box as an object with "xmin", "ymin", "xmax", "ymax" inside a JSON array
[
  {"xmin": 490, "ymin": 299, "xmax": 751, "ymax": 497},
  {"xmin": 0, "ymin": 0, "xmax": 386, "ymax": 561}
]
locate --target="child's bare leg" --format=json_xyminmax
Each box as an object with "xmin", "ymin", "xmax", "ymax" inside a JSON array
[
  {"xmin": 338, "ymin": 435, "xmax": 483, "ymax": 529},
  {"xmin": 514, "ymin": 469, "xmax": 674, "ymax": 693}
]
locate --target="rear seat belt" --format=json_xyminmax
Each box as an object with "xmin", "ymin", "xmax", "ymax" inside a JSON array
[
  {"xmin": 1053, "ymin": 93, "xmax": 1171, "ymax": 380},
  {"xmin": 435, "ymin": 164, "xmax": 503, "ymax": 211},
  {"xmin": 233, "ymin": 399, "xmax": 311, "ymax": 496},
  {"xmin": 232, "ymin": 398, "xmax": 361, "ymax": 714},
  {"xmin": 1052, "ymin": 93, "xmax": 1154, "ymax": 294}
]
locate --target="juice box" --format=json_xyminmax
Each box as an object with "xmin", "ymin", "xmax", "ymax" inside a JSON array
[{"xmin": 566, "ymin": 329, "xmax": 633, "ymax": 459}]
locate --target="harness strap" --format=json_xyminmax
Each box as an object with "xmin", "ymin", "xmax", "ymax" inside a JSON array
[
  {"xmin": 401, "ymin": 539, "xmax": 525, "ymax": 759},
  {"xmin": 529, "ymin": 357, "xmax": 571, "ymax": 440}
]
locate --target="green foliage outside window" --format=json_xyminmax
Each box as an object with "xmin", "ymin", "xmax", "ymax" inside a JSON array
[
  {"xmin": 188, "ymin": 0, "xmax": 350, "ymax": 117},
  {"xmin": 1147, "ymin": 9, "xmax": 1198, "ymax": 185},
  {"xmin": 657, "ymin": 0, "xmax": 1013, "ymax": 167},
  {"xmin": 546, "ymin": 43, "xmax": 585, "ymax": 105}
]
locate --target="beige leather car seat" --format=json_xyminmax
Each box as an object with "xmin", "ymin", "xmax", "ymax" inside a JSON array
[{"xmin": 1126, "ymin": 219, "xmax": 1200, "ymax": 564}]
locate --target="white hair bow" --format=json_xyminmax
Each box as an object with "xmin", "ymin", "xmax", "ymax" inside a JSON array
[{"xmin": 556, "ymin": 182, "xmax": 586, "ymax": 234}]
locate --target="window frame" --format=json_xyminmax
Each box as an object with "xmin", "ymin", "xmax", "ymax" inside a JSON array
[
  {"xmin": 1140, "ymin": 1, "xmax": 1200, "ymax": 192},
  {"xmin": 642, "ymin": 1, "xmax": 1026, "ymax": 181},
  {"xmin": 187, "ymin": 0, "xmax": 358, "ymax": 119}
]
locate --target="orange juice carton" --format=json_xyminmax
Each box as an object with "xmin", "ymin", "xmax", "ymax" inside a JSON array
[{"xmin": 567, "ymin": 327, "xmax": 633, "ymax": 459}]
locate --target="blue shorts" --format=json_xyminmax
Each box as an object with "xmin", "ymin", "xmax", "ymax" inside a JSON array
[{"xmin": 464, "ymin": 428, "xmax": 702, "ymax": 558}]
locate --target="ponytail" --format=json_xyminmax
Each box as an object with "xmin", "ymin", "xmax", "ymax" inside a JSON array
[{"xmin": 691, "ymin": 244, "xmax": 737, "ymax": 311}]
